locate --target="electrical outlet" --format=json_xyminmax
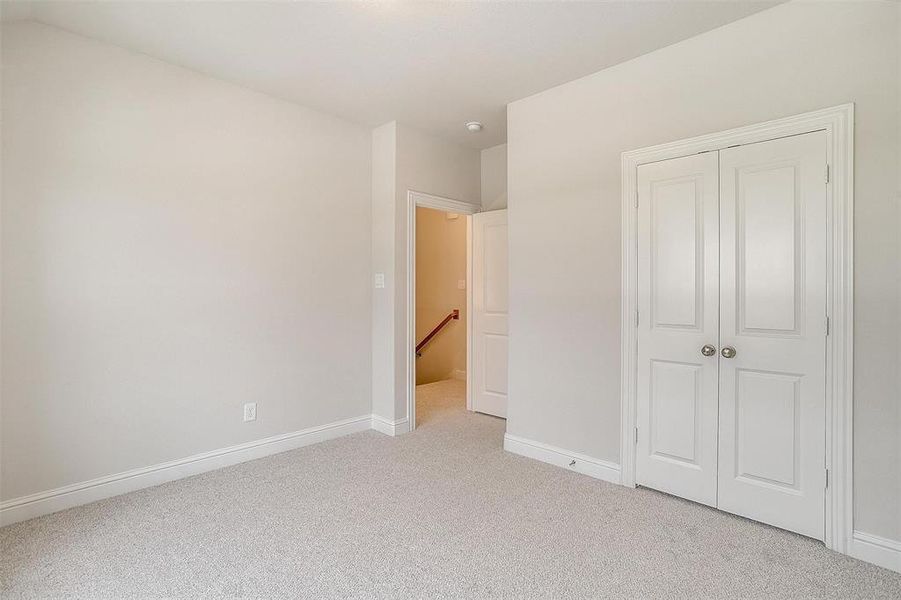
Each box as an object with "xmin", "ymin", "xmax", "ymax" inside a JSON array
[
  {"xmin": 374, "ymin": 273, "xmax": 385, "ymax": 289},
  {"xmin": 457, "ymin": 279, "xmax": 466, "ymax": 290},
  {"xmin": 243, "ymin": 403, "xmax": 257, "ymax": 422}
]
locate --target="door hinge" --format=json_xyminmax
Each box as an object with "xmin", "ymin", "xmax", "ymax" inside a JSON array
[
  {"xmin": 825, "ymin": 468, "xmax": 829, "ymax": 489},
  {"xmin": 825, "ymin": 316, "xmax": 830, "ymax": 336},
  {"xmin": 636, "ymin": 310, "xmax": 640, "ymax": 327},
  {"xmin": 635, "ymin": 192, "xmax": 639, "ymax": 209},
  {"xmin": 634, "ymin": 427, "xmax": 639, "ymax": 445},
  {"xmin": 825, "ymin": 164, "xmax": 830, "ymax": 184}
]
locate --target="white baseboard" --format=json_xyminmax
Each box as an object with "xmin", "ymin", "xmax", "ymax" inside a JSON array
[
  {"xmin": 0, "ymin": 414, "xmax": 372, "ymax": 527},
  {"xmin": 502, "ymin": 434, "xmax": 901, "ymax": 573},
  {"xmin": 503, "ymin": 433, "xmax": 621, "ymax": 485},
  {"xmin": 7, "ymin": 417, "xmax": 896, "ymax": 577},
  {"xmin": 371, "ymin": 414, "xmax": 410, "ymax": 437},
  {"xmin": 850, "ymin": 531, "xmax": 901, "ymax": 573}
]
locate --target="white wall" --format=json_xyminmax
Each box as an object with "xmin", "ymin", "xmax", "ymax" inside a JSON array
[
  {"xmin": 480, "ymin": 143, "xmax": 507, "ymax": 211},
  {"xmin": 0, "ymin": 22, "xmax": 373, "ymax": 501},
  {"xmin": 370, "ymin": 122, "xmax": 480, "ymax": 421},
  {"xmin": 506, "ymin": 1, "xmax": 901, "ymax": 541},
  {"xmin": 896, "ymin": 0, "xmax": 901, "ymax": 540},
  {"xmin": 370, "ymin": 122, "xmax": 398, "ymax": 423}
]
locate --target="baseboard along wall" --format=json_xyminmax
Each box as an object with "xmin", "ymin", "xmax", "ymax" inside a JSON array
[
  {"xmin": 3, "ymin": 417, "xmax": 898, "ymax": 576},
  {"xmin": 0, "ymin": 414, "xmax": 380, "ymax": 526},
  {"xmin": 370, "ymin": 415, "xmax": 411, "ymax": 437},
  {"xmin": 849, "ymin": 531, "xmax": 901, "ymax": 574},
  {"xmin": 503, "ymin": 433, "xmax": 901, "ymax": 575},
  {"xmin": 503, "ymin": 432, "xmax": 622, "ymax": 485}
]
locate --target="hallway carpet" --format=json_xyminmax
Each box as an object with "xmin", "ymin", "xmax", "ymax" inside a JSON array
[{"xmin": 2, "ymin": 379, "xmax": 899, "ymax": 598}]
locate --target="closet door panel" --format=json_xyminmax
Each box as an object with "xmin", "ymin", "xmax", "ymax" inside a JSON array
[
  {"xmin": 636, "ymin": 152, "xmax": 720, "ymax": 507},
  {"xmin": 717, "ymin": 131, "xmax": 827, "ymax": 540}
]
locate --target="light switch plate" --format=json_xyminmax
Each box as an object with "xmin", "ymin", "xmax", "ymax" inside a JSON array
[{"xmin": 243, "ymin": 403, "xmax": 257, "ymax": 422}]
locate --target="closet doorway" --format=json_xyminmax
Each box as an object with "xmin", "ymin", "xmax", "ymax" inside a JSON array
[{"xmin": 620, "ymin": 105, "xmax": 854, "ymax": 552}]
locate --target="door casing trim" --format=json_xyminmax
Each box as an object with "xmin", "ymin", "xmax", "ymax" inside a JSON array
[
  {"xmin": 619, "ymin": 104, "xmax": 854, "ymax": 554},
  {"xmin": 406, "ymin": 190, "xmax": 480, "ymax": 432}
]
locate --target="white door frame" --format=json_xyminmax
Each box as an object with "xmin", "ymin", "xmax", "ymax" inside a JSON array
[
  {"xmin": 406, "ymin": 190, "xmax": 480, "ymax": 431},
  {"xmin": 620, "ymin": 104, "xmax": 854, "ymax": 554}
]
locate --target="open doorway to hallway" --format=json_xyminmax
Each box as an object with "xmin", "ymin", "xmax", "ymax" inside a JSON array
[
  {"xmin": 411, "ymin": 199, "xmax": 509, "ymax": 431},
  {"xmin": 414, "ymin": 206, "xmax": 468, "ymax": 428}
]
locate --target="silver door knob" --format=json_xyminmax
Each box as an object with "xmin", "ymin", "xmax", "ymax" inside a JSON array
[
  {"xmin": 721, "ymin": 346, "xmax": 737, "ymax": 359},
  {"xmin": 701, "ymin": 344, "xmax": 716, "ymax": 357}
]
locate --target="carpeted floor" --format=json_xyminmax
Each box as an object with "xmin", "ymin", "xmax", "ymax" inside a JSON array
[{"xmin": 2, "ymin": 379, "xmax": 899, "ymax": 599}]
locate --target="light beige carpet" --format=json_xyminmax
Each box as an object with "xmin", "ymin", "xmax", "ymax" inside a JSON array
[{"xmin": 2, "ymin": 379, "xmax": 899, "ymax": 599}]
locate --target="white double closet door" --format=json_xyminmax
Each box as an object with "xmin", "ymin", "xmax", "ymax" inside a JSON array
[{"xmin": 635, "ymin": 131, "xmax": 827, "ymax": 540}]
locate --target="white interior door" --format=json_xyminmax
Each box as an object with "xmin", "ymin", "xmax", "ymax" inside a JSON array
[
  {"xmin": 471, "ymin": 210, "xmax": 508, "ymax": 417},
  {"xmin": 636, "ymin": 153, "xmax": 721, "ymax": 507},
  {"xmin": 717, "ymin": 131, "xmax": 827, "ymax": 540}
]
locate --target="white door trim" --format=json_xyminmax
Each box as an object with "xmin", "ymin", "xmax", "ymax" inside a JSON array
[
  {"xmin": 620, "ymin": 104, "xmax": 854, "ymax": 554},
  {"xmin": 466, "ymin": 216, "xmax": 473, "ymax": 411},
  {"xmin": 406, "ymin": 190, "xmax": 480, "ymax": 431}
]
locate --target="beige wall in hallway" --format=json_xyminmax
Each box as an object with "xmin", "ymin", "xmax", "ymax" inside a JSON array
[{"xmin": 415, "ymin": 208, "xmax": 467, "ymax": 385}]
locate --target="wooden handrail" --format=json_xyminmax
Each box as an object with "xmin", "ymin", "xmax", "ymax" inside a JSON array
[{"xmin": 416, "ymin": 309, "xmax": 459, "ymax": 356}]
